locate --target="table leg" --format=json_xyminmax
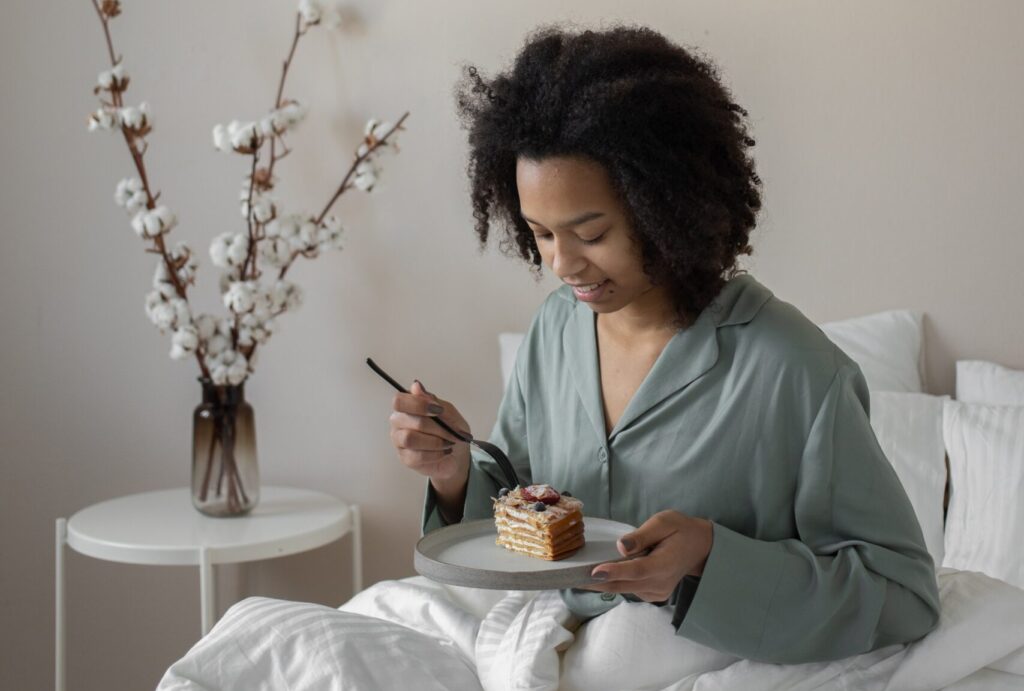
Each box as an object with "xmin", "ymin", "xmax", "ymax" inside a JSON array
[
  {"xmin": 199, "ymin": 547, "xmax": 215, "ymax": 636},
  {"xmin": 351, "ymin": 504, "xmax": 362, "ymax": 594},
  {"xmin": 55, "ymin": 518, "xmax": 67, "ymax": 691}
]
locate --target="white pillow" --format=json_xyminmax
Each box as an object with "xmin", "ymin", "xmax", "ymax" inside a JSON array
[
  {"xmin": 956, "ymin": 360, "xmax": 1024, "ymax": 406},
  {"xmin": 942, "ymin": 400, "xmax": 1024, "ymax": 589},
  {"xmin": 820, "ymin": 310, "xmax": 925, "ymax": 393},
  {"xmin": 869, "ymin": 392, "xmax": 948, "ymax": 567}
]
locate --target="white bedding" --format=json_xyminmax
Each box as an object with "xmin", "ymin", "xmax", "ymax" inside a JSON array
[{"xmin": 157, "ymin": 568, "xmax": 1024, "ymax": 691}]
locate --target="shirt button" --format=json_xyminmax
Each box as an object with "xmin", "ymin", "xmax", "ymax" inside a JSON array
[
  {"xmin": 598, "ymin": 449, "xmax": 608, "ymax": 462},
  {"xmin": 601, "ymin": 592, "xmax": 617, "ymax": 601}
]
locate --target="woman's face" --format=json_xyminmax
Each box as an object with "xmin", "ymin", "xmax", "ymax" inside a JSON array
[{"xmin": 516, "ymin": 155, "xmax": 663, "ymax": 318}]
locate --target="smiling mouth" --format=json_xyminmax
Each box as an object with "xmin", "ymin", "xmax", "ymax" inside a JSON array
[{"xmin": 567, "ymin": 280, "xmax": 607, "ymax": 291}]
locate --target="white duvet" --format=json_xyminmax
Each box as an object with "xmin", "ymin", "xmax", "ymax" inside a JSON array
[{"xmin": 157, "ymin": 568, "xmax": 1024, "ymax": 691}]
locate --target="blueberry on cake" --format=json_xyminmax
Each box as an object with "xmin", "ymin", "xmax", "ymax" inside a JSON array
[{"xmin": 493, "ymin": 484, "xmax": 585, "ymax": 560}]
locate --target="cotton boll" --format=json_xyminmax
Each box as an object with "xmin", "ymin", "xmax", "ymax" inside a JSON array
[
  {"xmin": 251, "ymin": 298, "xmax": 272, "ymax": 323},
  {"xmin": 259, "ymin": 236, "xmax": 291, "ymax": 267},
  {"xmin": 227, "ymin": 356, "xmax": 248, "ymax": 385},
  {"xmin": 371, "ymin": 121, "xmax": 394, "ymax": 141},
  {"xmin": 227, "ymin": 120, "xmax": 262, "ymax": 152},
  {"xmin": 97, "ymin": 69, "xmax": 114, "ymax": 90},
  {"xmin": 142, "ymin": 211, "xmax": 162, "ymax": 237},
  {"xmin": 152, "ymin": 206, "xmax": 176, "ymax": 233},
  {"xmin": 298, "ymin": 0, "xmax": 323, "ymax": 25},
  {"xmin": 130, "ymin": 210, "xmax": 148, "ymax": 237},
  {"xmin": 212, "ymin": 123, "xmax": 230, "ymax": 151},
  {"xmin": 269, "ymin": 214, "xmax": 300, "ymax": 241},
  {"xmin": 356, "ymin": 142, "xmax": 370, "ymax": 158},
  {"xmin": 363, "ymin": 118, "xmax": 379, "ymax": 137},
  {"xmin": 209, "ymin": 232, "xmax": 233, "ymax": 268},
  {"xmin": 219, "ymin": 271, "xmax": 233, "ymax": 295},
  {"xmin": 169, "ymin": 298, "xmax": 191, "ymax": 330},
  {"xmin": 153, "ymin": 262, "xmax": 177, "ymax": 298},
  {"xmin": 144, "ymin": 290, "xmax": 165, "ymax": 325},
  {"xmin": 148, "ymin": 301, "xmax": 176, "ymax": 331},
  {"xmin": 97, "ymin": 63, "xmax": 129, "ymax": 91},
  {"xmin": 258, "ymin": 116, "xmax": 277, "ymax": 137},
  {"xmin": 354, "ymin": 169, "xmax": 376, "ymax": 191},
  {"xmin": 318, "ymin": 216, "xmax": 344, "ymax": 250},
  {"xmin": 205, "ymin": 333, "xmax": 228, "ymax": 358},
  {"xmin": 251, "ymin": 324, "xmax": 271, "ymax": 345},
  {"xmin": 224, "ymin": 281, "xmax": 256, "ymax": 314},
  {"xmin": 171, "ymin": 242, "xmax": 199, "ymax": 284},
  {"xmin": 170, "ymin": 325, "xmax": 199, "ymax": 360},
  {"xmin": 226, "ymin": 233, "xmax": 250, "ymax": 267},
  {"xmin": 87, "ymin": 108, "xmax": 117, "ymax": 132},
  {"xmin": 250, "ymin": 195, "xmax": 275, "ymax": 224},
  {"xmin": 353, "ymin": 160, "xmax": 380, "ymax": 192},
  {"xmin": 114, "ymin": 177, "xmax": 146, "ymax": 212},
  {"xmin": 119, "ymin": 104, "xmax": 149, "ymax": 131},
  {"xmin": 210, "ymin": 361, "xmax": 230, "ymax": 385},
  {"xmin": 236, "ymin": 327, "xmax": 254, "ymax": 348},
  {"xmin": 275, "ymin": 282, "xmax": 303, "ymax": 311},
  {"xmin": 279, "ymin": 102, "xmax": 306, "ymax": 127},
  {"xmin": 291, "ymin": 219, "xmax": 319, "ymax": 254},
  {"xmin": 217, "ymin": 317, "xmax": 235, "ymax": 337},
  {"xmin": 132, "ymin": 206, "xmax": 176, "ymax": 239},
  {"xmin": 267, "ymin": 281, "xmax": 296, "ymax": 313},
  {"xmin": 215, "ymin": 349, "xmax": 249, "ymax": 386},
  {"xmin": 194, "ymin": 314, "xmax": 217, "ymax": 341}
]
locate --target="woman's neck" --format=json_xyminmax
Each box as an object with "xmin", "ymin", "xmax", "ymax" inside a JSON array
[{"xmin": 597, "ymin": 285, "xmax": 681, "ymax": 345}]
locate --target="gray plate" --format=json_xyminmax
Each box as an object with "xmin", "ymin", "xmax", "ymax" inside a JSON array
[{"xmin": 414, "ymin": 517, "xmax": 635, "ymax": 590}]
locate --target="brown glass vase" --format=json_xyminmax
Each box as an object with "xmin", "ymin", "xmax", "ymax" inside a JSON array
[{"xmin": 192, "ymin": 378, "xmax": 259, "ymax": 516}]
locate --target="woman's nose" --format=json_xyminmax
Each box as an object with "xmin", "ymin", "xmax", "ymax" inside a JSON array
[{"xmin": 551, "ymin": 239, "xmax": 586, "ymax": 279}]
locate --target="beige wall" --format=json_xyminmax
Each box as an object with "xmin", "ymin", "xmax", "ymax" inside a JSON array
[{"xmin": 2, "ymin": 1, "xmax": 1022, "ymax": 688}]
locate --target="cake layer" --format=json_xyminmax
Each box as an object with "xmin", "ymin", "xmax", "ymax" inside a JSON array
[
  {"xmin": 497, "ymin": 532, "xmax": 586, "ymax": 560},
  {"xmin": 494, "ymin": 507, "xmax": 583, "ymax": 537},
  {"xmin": 494, "ymin": 516, "xmax": 584, "ymax": 548}
]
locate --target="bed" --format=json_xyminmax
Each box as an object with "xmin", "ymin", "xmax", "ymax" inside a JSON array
[{"xmin": 157, "ymin": 309, "xmax": 1024, "ymax": 690}]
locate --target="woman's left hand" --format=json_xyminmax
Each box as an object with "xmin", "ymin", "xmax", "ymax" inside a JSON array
[{"xmin": 582, "ymin": 510, "xmax": 714, "ymax": 602}]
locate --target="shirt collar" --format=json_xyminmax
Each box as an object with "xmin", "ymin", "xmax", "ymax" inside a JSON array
[{"xmin": 561, "ymin": 273, "xmax": 773, "ymax": 444}]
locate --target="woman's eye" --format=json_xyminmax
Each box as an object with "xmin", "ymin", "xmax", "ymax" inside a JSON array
[{"xmin": 532, "ymin": 231, "xmax": 604, "ymax": 245}]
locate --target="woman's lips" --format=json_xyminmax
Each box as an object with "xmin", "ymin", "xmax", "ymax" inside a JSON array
[{"xmin": 572, "ymin": 279, "xmax": 609, "ymax": 302}]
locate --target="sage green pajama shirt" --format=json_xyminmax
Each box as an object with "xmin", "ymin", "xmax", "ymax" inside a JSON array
[{"xmin": 423, "ymin": 274, "xmax": 940, "ymax": 664}]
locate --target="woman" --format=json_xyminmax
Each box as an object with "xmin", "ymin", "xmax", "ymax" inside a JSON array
[{"xmin": 390, "ymin": 25, "xmax": 939, "ymax": 665}]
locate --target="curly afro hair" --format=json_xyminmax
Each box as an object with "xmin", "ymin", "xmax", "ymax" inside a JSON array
[{"xmin": 456, "ymin": 25, "xmax": 762, "ymax": 326}]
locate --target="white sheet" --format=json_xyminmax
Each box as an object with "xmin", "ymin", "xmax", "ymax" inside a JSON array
[{"xmin": 157, "ymin": 568, "xmax": 1024, "ymax": 691}]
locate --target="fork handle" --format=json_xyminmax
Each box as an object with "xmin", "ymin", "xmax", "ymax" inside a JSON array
[
  {"xmin": 469, "ymin": 439, "xmax": 522, "ymax": 490},
  {"xmin": 366, "ymin": 357, "xmax": 520, "ymax": 488}
]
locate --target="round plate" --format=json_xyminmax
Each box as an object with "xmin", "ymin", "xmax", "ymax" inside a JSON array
[{"xmin": 414, "ymin": 517, "xmax": 635, "ymax": 590}]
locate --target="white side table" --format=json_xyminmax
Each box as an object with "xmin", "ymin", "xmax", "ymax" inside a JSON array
[{"xmin": 54, "ymin": 486, "xmax": 361, "ymax": 691}]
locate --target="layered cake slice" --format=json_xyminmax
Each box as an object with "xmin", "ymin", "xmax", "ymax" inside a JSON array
[{"xmin": 493, "ymin": 484, "xmax": 585, "ymax": 560}]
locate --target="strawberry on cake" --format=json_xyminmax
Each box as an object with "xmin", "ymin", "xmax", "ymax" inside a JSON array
[{"xmin": 493, "ymin": 484, "xmax": 585, "ymax": 560}]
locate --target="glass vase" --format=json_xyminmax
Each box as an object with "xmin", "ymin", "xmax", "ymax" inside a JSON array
[{"xmin": 192, "ymin": 378, "xmax": 260, "ymax": 517}]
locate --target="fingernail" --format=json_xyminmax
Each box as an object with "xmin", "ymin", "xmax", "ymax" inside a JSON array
[
  {"xmin": 415, "ymin": 379, "xmax": 432, "ymax": 395},
  {"xmin": 591, "ymin": 570, "xmax": 608, "ymax": 581},
  {"xmin": 442, "ymin": 440, "xmax": 455, "ymax": 447},
  {"xmin": 620, "ymin": 538, "xmax": 636, "ymax": 552},
  {"xmin": 428, "ymin": 403, "xmax": 443, "ymax": 415},
  {"xmin": 442, "ymin": 447, "xmax": 453, "ymax": 455}
]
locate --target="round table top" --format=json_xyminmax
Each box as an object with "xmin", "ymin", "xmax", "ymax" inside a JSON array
[{"xmin": 65, "ymin": 486, "xmax": 355, "ymax": 566}]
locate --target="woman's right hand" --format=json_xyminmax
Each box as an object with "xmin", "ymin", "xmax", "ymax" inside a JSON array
[{"xmin": 389, "ymin": 380, "xmax": 472, "ymax": 488}]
